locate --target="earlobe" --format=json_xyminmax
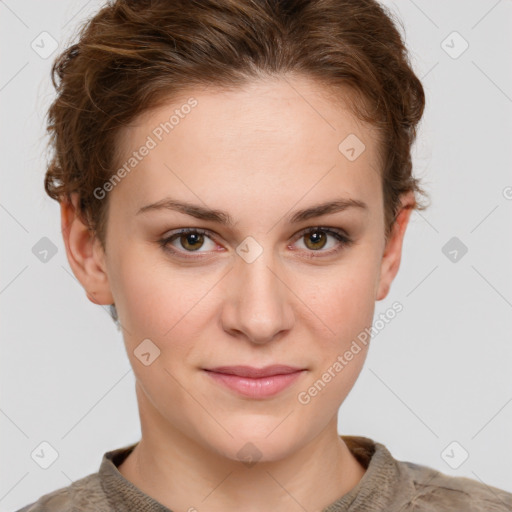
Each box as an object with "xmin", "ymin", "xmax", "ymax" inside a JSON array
[
  {"xmin": 60, "ymin": 193, "xmax": 114, "ymax": 305},
  {"xmin": 375, "ymin": 193, "xmax": 415, "ymax": 301}
]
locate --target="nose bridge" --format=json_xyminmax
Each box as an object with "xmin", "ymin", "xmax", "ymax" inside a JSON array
[{"xmin": 222, "ymin": 242, "xmax": 294, "ymax": 343}]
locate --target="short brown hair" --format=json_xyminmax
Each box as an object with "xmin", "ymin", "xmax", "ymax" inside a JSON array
[{"xmin": 45, "ymin": 0, "xmax": 428, "ymax": 250}]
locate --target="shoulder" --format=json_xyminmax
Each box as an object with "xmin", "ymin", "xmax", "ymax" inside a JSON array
[
  {"xmin": 14, "ymin": 472, "xmax": 110, "ymax": 512},
  {"xmin": 395, "ymin": 457, "xmax": 512, "ymax": 511}
]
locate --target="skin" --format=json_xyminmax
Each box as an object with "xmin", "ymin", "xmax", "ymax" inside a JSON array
[{"xmin": 61, "ymin": 74, "xmax": 415, "ymax": 512}]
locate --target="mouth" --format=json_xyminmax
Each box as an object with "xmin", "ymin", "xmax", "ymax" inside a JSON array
[{"xmin": 202, "ymin": 365, "xmax": 307, "ymax": 399}]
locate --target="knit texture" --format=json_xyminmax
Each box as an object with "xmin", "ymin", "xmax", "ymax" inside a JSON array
[{"xmin": 16, "ymin": 435, "xmax": 512, "ymax": 511}]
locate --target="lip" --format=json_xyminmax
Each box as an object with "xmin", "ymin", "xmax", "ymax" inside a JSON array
[
  {"xmin": 203, "ymin": 365, "xmax": 306, "ymax": 399},
  {"xmin": 205, "ymin": 365, "xmax": 304, "ymax": 378}
]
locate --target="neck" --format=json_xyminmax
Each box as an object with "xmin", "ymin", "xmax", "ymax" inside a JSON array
[{"xmin": 118, "ymin": 384, "xmax": 366, "ymax": 512}]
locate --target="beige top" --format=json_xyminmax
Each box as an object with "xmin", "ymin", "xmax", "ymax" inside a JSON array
[{"xmin": 16, "ymin": 435, "xmax": 512, "ymax": 511}]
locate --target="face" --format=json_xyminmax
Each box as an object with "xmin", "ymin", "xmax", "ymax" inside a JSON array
[{"xmin": 64, "ymin": 74, "xmax": 413, "ymax": 463}]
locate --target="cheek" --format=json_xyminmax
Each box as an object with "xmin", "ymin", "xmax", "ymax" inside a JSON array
[
  {"xmin": 306, "ymin": 262, "xmax": 379, "ymax": 344},
  {"xmin": 310, "ymin": 282, "xmax": 373, "ymax": 380},
  {"xmin": 296, "ymin": 279, "xmax": 373, "ymax": 416},
  {"xmin": 114, "ymin": 248, "xmax": 200, "ymax": 333},
  {"xmin": 113, "ymin": 255, "xmax": 221, "ymax": 378},
  {"xmin": 114, "ymin": 262, "xmax": 205, "ymax": 406}
]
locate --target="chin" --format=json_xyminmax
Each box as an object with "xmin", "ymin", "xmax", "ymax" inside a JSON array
[{"xmin": 201, "ymin": 421, "xmax": 304, "ymax": 465}]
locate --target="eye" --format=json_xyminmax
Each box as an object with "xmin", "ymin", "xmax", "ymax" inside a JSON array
[
  {"xmin": 159, "ymin": 228, "xmax": 216, "ymax": 255},
  {"xmin": 291, "ymin": 226, "xmax": 353, "ymax": 257},
  {"xmin": 158, "ymin": 226, "xmax": 353, "ymax": 259}
]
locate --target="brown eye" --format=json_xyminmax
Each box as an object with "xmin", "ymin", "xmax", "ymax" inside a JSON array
[
  {"xmin": 179, "ymin": 232, "xmax": 205, "ymax": 251},
  {"xmin": 159, "ymin": 228, "xmax": 216, "ymax": 255},
  {"xmin": 303, "ymin": 230, "xmax": 328, "ymax": 250},
  {"xmin": 293, "ymin": 226, "xmax": 353, "ymax": 257}
]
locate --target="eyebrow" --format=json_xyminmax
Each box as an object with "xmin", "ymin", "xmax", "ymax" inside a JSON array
[{"xmin": 136, "ymin": 197, "xmax": 368, "ymax": 225}]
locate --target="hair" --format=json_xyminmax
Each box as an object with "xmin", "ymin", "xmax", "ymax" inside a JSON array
[{"xmin": 44, "ymin": 0, "xmax": 429, "ymax": 321}]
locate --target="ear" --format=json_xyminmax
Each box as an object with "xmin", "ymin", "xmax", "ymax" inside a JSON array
[
  {"xmin": 60, "ymin": 193, "xmax": 114, "ymax": 306},
  {"xmin": 375, "ymin": 191, "xmax": 415, "ymax": 301}
]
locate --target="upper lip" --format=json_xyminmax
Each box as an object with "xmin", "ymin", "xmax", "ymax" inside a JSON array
[{"xmin": 204, "ymin": 365, "xmax": 305, "ymax": 378}]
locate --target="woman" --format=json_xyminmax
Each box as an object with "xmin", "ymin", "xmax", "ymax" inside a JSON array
[{"xmin": 18, "ymin": 0, "xmax": 512, "ymax": 510}]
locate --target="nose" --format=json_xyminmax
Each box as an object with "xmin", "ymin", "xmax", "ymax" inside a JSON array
[{"xmin": 220, "ymin": 249, "xmax": 295, "ymax": 345}]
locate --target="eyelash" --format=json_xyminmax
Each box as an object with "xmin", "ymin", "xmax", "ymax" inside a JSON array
[{"xmin": 158, "ymin": 226, "xmax": 353, "ymax": 260}]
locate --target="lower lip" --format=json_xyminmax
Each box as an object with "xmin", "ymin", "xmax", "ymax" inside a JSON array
[{"xmin": 204, "ymin": 370, "xmax": 305, "ymax": 399}]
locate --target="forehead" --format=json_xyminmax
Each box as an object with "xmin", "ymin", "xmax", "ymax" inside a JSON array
[{"xmin": 111, "ymin": 75, "xmax": 382, "ymax": 215}]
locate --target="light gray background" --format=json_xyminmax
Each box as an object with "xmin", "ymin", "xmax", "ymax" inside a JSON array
[{"xmin": 1, "ymin": 0, "xmax": 512, "ymax": 510}]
